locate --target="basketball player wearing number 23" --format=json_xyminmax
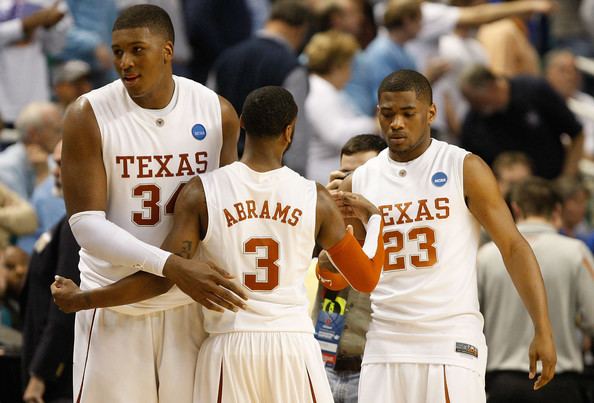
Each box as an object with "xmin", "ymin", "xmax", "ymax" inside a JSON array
[{"xmin": 339, "ymin": 70, "xmax": 556, "ymax": 403}]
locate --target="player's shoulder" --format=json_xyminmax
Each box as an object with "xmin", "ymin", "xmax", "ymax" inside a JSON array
[{"xmin": 175, "ymin": 75, "xmax": 216, "ymax": 96}]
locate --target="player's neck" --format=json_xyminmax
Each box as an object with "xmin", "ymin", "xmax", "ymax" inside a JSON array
[
  {"xmin": 132, "ymin": 76, "xmax": 175, "ymax": 110},
  {"xmin": 240, "ymin": 148, "xmax": 283, "ymax": 173}
]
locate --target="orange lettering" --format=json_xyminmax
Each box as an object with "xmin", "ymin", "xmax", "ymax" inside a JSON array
[
  {"xmin": 435, "ymin": 198, "xmax": 450, "ymax": 219},
  {"xmin": 234, "ymin": 202, "xmax": 247, "ymax": 221},
  {"xmin": 176, "ymin": 153, "xmax": 194, "ymax": 176},
  {"xmin": 259, "ymin": 200, "xmax": 271, "ymax": 219},
  {"xmin": 287, "ymin": 208, "xmax": 302, "ymax": 226},
  {"xmin": 223, "ymin": 208, "xmax": 238, "ymax": 227},
  {"xmin": 415, "ymin": 199, "xmax": 434, "ymax": 222},
  {"xmin": 379, "ymin": 205, "xmax": 395, "ymax": 225}
]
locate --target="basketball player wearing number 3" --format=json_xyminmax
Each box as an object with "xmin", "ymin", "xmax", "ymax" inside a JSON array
[
  {"xmin": 54, "ymin": 86, "xmax": 386, "ymax": 402},
  {"xmin": 337, "ymin": 70, "xmax": 557, "ymax": 403}
]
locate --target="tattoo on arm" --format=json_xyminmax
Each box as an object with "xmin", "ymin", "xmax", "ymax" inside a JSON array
[{"xmin": 177, "ymin": 240, "xmax": 193, "ymax": 259}]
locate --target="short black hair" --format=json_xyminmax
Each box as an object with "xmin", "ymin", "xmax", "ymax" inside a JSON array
[
  {"xmin": 378, "ymin": 69, "xmax": 432, "ymax": 104},
  {"xmin": 242, "ymin": 86, "xmax": 298, "ymax": 138},
  {"xmin": 269, "ymin": 0, "xmax": 312, "ymax": 27},
  {"xmin": 509, "ymin": 177, "xmax": 561, "ymax": 219},
  {"xmin": 113, "ymin": 4, "xmax": 174, "ymax": 44},
  {"xmin": 341, "ymin": 134, "xmax": 386, "ymax": 157}
]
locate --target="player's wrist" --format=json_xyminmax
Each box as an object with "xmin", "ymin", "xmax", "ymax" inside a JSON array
[{"xmin": 162, "ymin": 254, "xmax": 182, "ymax": 280}]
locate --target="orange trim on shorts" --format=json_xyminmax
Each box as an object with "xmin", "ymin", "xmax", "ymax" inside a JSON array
[
  {"xmin": 306, "ymin": 369, "xmax": 317, "ymax": 403},
  {"xmin": 76, "ymin": 309, "xmax": 97, "ymax": 403},
  {"xmin": 217, "ymin": 360, "xmax": 223, "ymax": 403},
  {"xmin": 443, "ymin": 365, "xmax": 451, "ymax": 403}
]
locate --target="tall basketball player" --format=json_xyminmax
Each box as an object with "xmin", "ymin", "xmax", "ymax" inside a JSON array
[
  {"xmin": 338, "ymin": 70, "xmax": 557, "ymax": 402},
  {"xmin": 54, "ymin": 86, "xmax": 386, "ymax": 402},
  {"xmin": 60, "ymin": 5, "xmax": 246, "ymax": 402}
]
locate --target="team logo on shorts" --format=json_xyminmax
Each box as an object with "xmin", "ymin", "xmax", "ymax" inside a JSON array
[
  {"xmin": 191, "ymin": 123, "xmax": 207, "ymax": 140},
  {"xmin": 431, "ymin": 172, "xmax": 448, "ymax": 187},
  {"xmin": 456, "ymin": 342, "xmax": 478, "ymax": 358}
]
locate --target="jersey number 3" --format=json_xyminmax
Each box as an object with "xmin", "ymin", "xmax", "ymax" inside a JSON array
[
  {"xmin": 242, "ymin": 237, "xmax": 280, "ymax": 291},
  {"xmin": 383, "ymin": 227, "xmax": 438, "ymax": 271}
]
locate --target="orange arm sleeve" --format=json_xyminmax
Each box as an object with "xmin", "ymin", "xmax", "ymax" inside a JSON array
[{"xmin": 319, "ymin": 218, "xmax": 384, "ymax": 293}]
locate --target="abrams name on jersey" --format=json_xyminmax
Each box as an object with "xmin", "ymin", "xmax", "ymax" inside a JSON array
[{"xmin": 223, "ymin": 200, "xmax": 303, "ymax": 228}]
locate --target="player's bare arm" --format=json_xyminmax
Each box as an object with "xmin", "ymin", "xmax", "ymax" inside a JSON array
[
  {"xmin": 314, "ymin": 183, "xmax": 384, "ymax": 293},
  {"xmin": 457, "ymin": 0, "xmax": 555, "ymax": 28},
  {"xmin": 53, "ymin": 177, "xmax": 248, "ymax": 313},
  {"xmin": 218, "ymin": 95, "xmax": 240, "ymax": 166},
  {"xmin": 464, "ymin": 153, "xmax": 557, "ymax": 390}
]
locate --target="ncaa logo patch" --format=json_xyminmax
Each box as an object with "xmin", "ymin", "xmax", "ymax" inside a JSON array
[
  {"xmin": 431, "ymin": 172, "xmax": 448, "ymax": 187},
  {"xmin": 191, "ymin": 124, "xmax": 207, "ymax": 140}
]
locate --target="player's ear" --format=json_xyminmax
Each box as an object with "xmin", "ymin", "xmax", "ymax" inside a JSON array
[
  {"xmin": 163, "ymin": 40, "xmax": 174, "ymax": 63},
  {"xmin": 427, "ymin": 103, "xmax": 436, "ymax": 125},
  {"xmin": 239, "ymin": 115, "xmax": 246, "ymax": 131}
]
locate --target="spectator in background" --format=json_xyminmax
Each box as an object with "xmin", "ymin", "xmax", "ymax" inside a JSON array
[
  {"xmin": 476, "ymin": 4, "xmax": 541, "ymax": 77},
  {"xmin": 554, "ymin": 176, "xmax": 593, "ymax": 243},
  {"xmin": 52, "ymin": 60, "xmax": 93, "ymax": 113},
  {"xmin": 0, "ymin": 0, "xmax": 69, "ymax": 126},
  {"xmin": 460, "ymin": 64, "xmax": 584, "ymax": 180},
  {"xmin": 20, "ymin": 140, "xmax": 79, "ymax": 403},
  {"xmin": 0, "ymin": 246, "xmax": 29, "ymax": 329},
  {"xmin": 0, "ymin": 102, "xmax": 62, "ymax": 199},
  {"xmin": 185, "ymin": 0, "xmax": 252, "ymax": 84},
  {"xmin": 545, "ymin": 49, "xmax": 594, "ymax": 160},
  {"xmin": 344, "ymin": 0, "xmax": 421, "ymax": 117},
  {"xmin": 304, "ymin": 30, "xmax": 378, "ymax": 183},
  {"xmin": 478, "ymin": 177, "xmax": 594, "ymax": 403},
  {"xmin": 313, "ymin": 133, "xmax": 386, "ymax": 403},
  {"xmin": 59, "ymin": 0, "xmax": 118, "ymax": 87},
  {"xmin": 403, "ymin": 0, "xmax": 553, "ymax": 141},
  {"xmin": 210, "ymin": 0, "xmax": 312, "ymax": 175},
  {"xmin": 491, "ymin": 151, "xmax": 533, "ymax": 197},
  {"xmin": 16, "ymin": 131, "xmax": 65, "ymax": 256},
  {"xmin": 403, "ymin": 0, "xmax": 554, "ymax": 73},
  {"xmin": 314, "ymin": 0, "xmax": 365, "ymax": 46},
  {"xmin": 0, "ymin": 184, "xmax": 37, "ymax": 250},
  {"xmin": 436, "ymin": 0, "xmax": 490, "ymax": 141}
]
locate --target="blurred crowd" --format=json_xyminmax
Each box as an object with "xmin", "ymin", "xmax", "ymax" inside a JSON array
[{"xmin": 1, "ymin": 0, "xmax": 594, "ymax": 402}]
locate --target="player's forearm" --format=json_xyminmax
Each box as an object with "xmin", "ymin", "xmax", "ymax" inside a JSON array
[
  {"xmin": 323, "ymin": 215, "xmax": 384, "ymax": 292},
  {"xmin": 78, "ymin": 272, "xmax": 173, "ymax": 309},
  {"xmin": 504, "ymin": 241, "xmax": 553, "ymax": 334},
  {"xmin": 69, "ymin": 211, "xmax": 171, "ymax": 276},
  {"xmin": 458, "ymin": 1, "xmax": 543, "ymax": 27}
]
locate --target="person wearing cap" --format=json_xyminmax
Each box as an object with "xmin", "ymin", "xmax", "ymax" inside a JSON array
[{"xmin": 52, "ymin": 60, "xmax": 93, "ymax": 112}]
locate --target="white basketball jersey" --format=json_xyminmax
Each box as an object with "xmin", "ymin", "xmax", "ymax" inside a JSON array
[
  {"xmin": 199, "ymin": 162, "xmax": 317, "ymax": 334},
  {"xmin": 353, "ymin": 140, "xmax": 486, "ymax": 373},
  {"xmin": 80, "ymin": 76, "xmax": 222, "ymax": 315}
]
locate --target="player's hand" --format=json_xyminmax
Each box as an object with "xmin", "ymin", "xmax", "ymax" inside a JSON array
[
  {"xmin": 332, "ymin": 191, "xmax": 379, "ymax": 223},
  {"xmin": 51, "ymin": 275, "xmax": 86, "ymax": 313},
  {"xmin": 163, "ymin": 255, "xmax": 248, "ymax": 312},
  {"xmin": 528, "ymin": 330, "xmax": 556, "ymax": 390},
  {"xmin": 23, "ymin": 374, "xmax": 45, "ymax": 403},
  {"xmin": 326, "ymin": 170, "xmax": 350, "ymax": 191}
]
